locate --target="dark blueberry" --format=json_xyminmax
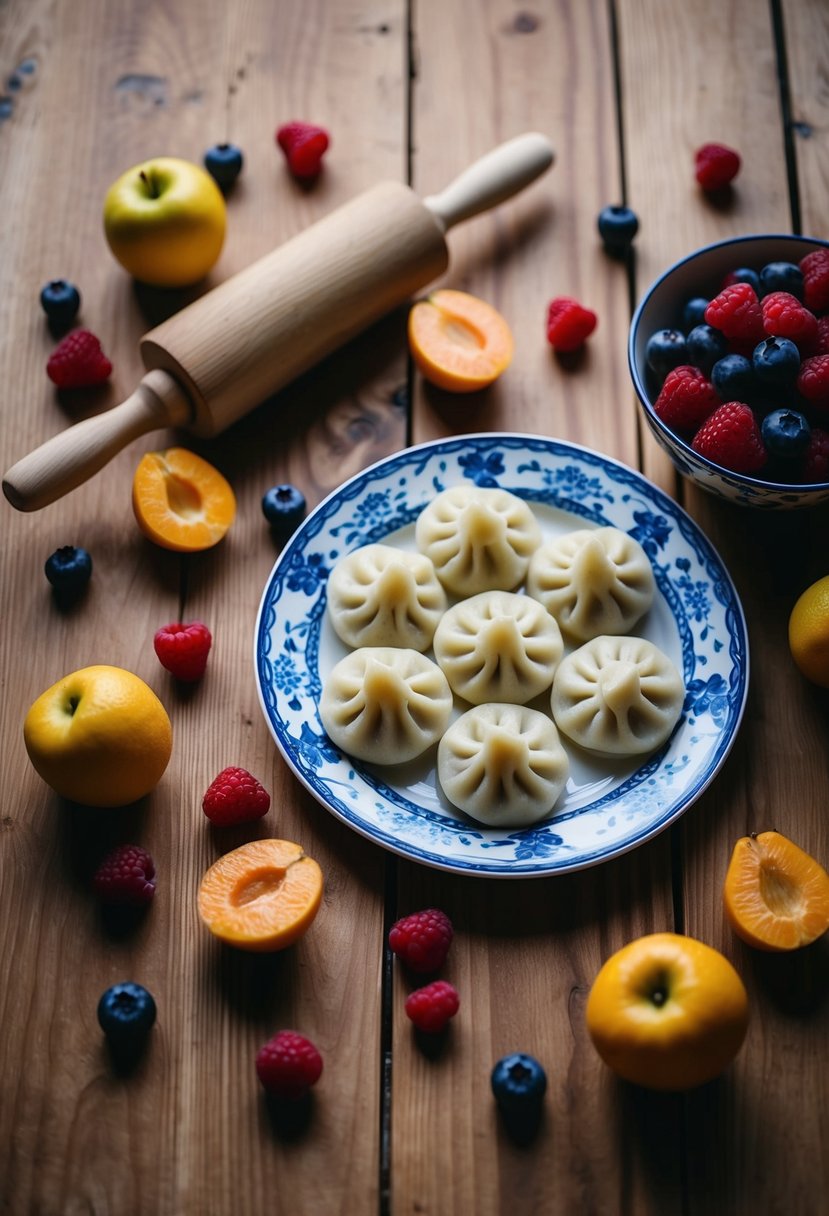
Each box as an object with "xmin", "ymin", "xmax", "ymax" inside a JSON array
[
  {"xmin": 759, "ymin": 261, "xmax": 804, "ymax": 300},
  {"xmin": 724, "ymin": 267, "xmax": 761, "ymax": 294},
  {"xmin": 44, "ymin": 545, "xmax": 92, "ymax": 596},
  {"xmin": 711, "ymin": 354, "xmax": 755, "ymax": 400},
  {"xmin": 761, "ymin": 408, "xmax": 811, "ymax": 460},
  {"xmin": 204, "ymin": 142, "xmax": 244, "ymax": 189},
  {"xmin": 97, "ymin": 982, "xmax": 157, "ymax": 1049},
  {"xmin": 686, "ymin": 324, "xmax": 729, "ymax": 376},
  {"xmin": 491, "ymin": 1052, "xmax": 548, "ymax": 1112},
  {"xmin": 681, "ymin": 296, "xmax": 710, "ymax": 332},
  {"xmin": 752, "ymin": 336, "xmax": 801, "ymax": 388},
  {"xmin": 262, "ymin": 484, "xmax": 307, "ymax": 535},
  {"xmin": 39, "ymin": 279, "xmax": 81, "ymax": 327},
  {"xmin": 645, "ymin": 329, "xmax": 688, "ymax": 379},
  {"xmin": 597, "ymin": 204, "xmax": 639, "ymax": 255}
]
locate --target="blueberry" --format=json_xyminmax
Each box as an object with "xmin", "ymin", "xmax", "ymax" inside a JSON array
[
  {"xmin": 686, "ymin": 324, "xmax": 729, "ymax": 376},
  {"xmin": 681, "ymin": 296, "xmax": 710, "ymax": 332},
  {"xmin": 97, "ymin": 982, "xmax": 156, "ymax": 1050},
  {"xmin": 491, "ymin": 1052, "xmax": 548, "ymax": 1112},
  {"xmin": 725, "ymin": 267, "xmax": 761, "ymax": 294},
  {"xmin": 711, "ymin": 354, "xmax": 755, "ymax": 400},
  {"xmin": 39, "ymin": 279, "xmax": 81, "ymax": 327},
  {"xmin": 597, "ymin": 204, "xmax": 639, "ymax": 255},
  {"xmin": 44, "ymin": 545, "xmax": 92, "ymax": 596},
  {"xmin": 752, "ymin": 336, "xmax": 801, "ymax": 388},
  {"xmin": 262, "ymin": 484, "xmax": 307, "ymax": 535},
  {"xmin": 204, "ymin": 143, "xmax": 244, "ymax": 189},
  {"xmin": 761, "ymin": 408, "xmax": 811, "ymax": 459},
  {"xmin": 645, "ymin": 328, "xmax": 688, "ymax": 379},
  {"xmin": 759, "ymin": 261, "xmax": 804, "ymax": 300}
]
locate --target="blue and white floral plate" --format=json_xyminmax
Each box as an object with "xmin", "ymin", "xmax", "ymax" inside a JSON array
[{"xmin": 255, "ymin": 434, "xmax": 748, "ymax": 877}]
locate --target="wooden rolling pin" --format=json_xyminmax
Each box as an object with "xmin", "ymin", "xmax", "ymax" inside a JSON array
[{"xmin": 3, "ymin": 133, "xmax": 553, "ymax": 511}]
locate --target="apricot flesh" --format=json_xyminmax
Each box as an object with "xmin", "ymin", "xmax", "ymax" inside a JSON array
[
  {"xmin": 197, "ymin": 839, "xmax": 323, "ymax": 951},
  {"xmin": 132, "ymin": 447, "xmax": 236, "ymax": 552},
  {"xmin": 723, "ymin": 830, "xmax": 829, "ymax": 951},
  {"xmin": 408, "ymin": 289, "xmax": 513, "ymax": 392}
]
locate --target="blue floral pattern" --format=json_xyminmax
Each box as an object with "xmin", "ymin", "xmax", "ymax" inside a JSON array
[{"xmin": 255, "ymin": 435, "xmax": 749, "ymax": 877}]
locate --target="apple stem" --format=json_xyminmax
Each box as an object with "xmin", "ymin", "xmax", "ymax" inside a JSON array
[{"xmin": 139, "ymin": 169, "xmax": 159, "ymax": 199}]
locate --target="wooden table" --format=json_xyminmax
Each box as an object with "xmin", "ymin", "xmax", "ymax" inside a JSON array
[{"xmin": 2, "ymin": 2, "xmax": 828, "ymax": 1213}]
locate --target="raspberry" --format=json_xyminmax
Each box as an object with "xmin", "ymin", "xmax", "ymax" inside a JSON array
[
  {"xmin": 256, "ymin": 1030, "xmax": 323, "ymax": 1099},
  {"xmin": 704, "ymin": 283, "xmax": 765, "ymax": 349},
  {"xmin": 797, "ymin": 355, "xmax": 829, "ymax": 408},
  {"xmin": 694, "ymin": 142, "xmax": 741, "ymax": 191},
  {"xmin": 800, "ymin": 248, "xmax": 829, "ymax": 313},
  {"xmin": 653, "ymin": 365, "xmax": 720, "ymax": 433},
  {"xmin": 46, "ymin": 329, "xmax": 112, "ymax": 389},
  {"xmin": 404, "ymin": 980, "xmax": 460, "ymax": 1033},
  {"xmin": 691, "ymin": 402, "xmax": 767, "ymax": 474},
  {"xmin": 761, "ymin": 291, "xmax": 818, "ymax": 349},
  {"xmin": 389, "ymin": 908, "xmax": 453, "ymax": 973},
  {"xmin": 545, "ymin": 296, "xmax": 597, "ymax": 352},
  {"xmin": 202, "ymin": 766, "xmax": 271, "ymax": 826},
  {"xmin": 813, "ymin": 317, "xmax": 829, "ymax": 356},
  {"xmin": 276, "ymin": 121, "xmax": 330, "ymax": 179},
  {"xmin": 154, "ymin": 621, "xmax": 212, "ymax": 681},
  {"xmin": 802, "ymin": 428, "xmax": 829, "ymax": 482},
  {"xmin": 92, "ymin": 844, "xmax": 156, "ymax": 905}
]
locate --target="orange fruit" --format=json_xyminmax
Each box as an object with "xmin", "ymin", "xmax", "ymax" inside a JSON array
[
  {"xmin": 132, "ymin": 447, "xmax": 236, "ymax": 552},
  {"xmin": 197, "ymin": 839, "xmax": 323, "ymax": 952},
  {"xmin": 788, "ymin": 574, "xmax": 829, "ymax": 688},
  {"xmin": 408, "ymin": 289, "xmax": 514, "ymax": 392},
  {"xmin": 23, "ymin": 665, "xmax": 172, "ymax": 806},
  {"xmin": 585, "ymin": 933, "xmax": 749, "ymax": 1091},
  {"xmin": 723, "ymin": 830, "xmax": 829, "ymax": 952}
]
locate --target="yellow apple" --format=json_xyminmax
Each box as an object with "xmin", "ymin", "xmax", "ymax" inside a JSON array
[{"xmin": 103, "ymin": 157, "xmax": 226, "ymax": 288}]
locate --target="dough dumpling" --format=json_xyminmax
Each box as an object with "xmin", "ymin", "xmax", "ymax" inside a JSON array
[
  {"xmin": 415, "ymin": 485, "xmax": 541, "ymax": 596},
  {"xmin": 527, "ymin": 527, "xmax": 655, "ymax": 642},
  {"xmin": 327, "ymin": 544, "xmax": 447, "ymax": 651},
  {"xmin": 319, "ymin": 647, "xmax": 452, "ymax": 765},
  {"xmin": 433, "ymin": 590, "xmax": 563, "ymax": 705},
  {"xmin": 551, "ymin": 635, "xmax": 684, "ymax": 757},
  {"xmin": 438, "ymin": 703, "xmax": 570, "ymax": 827}
]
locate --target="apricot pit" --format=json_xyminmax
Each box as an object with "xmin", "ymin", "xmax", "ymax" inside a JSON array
[{"xmin": 408, "ymin": 289, "xmax": 513, "ymax": 393}]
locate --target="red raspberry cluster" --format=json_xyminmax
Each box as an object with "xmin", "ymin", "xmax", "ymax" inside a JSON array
[{"xmin": 389, "ymin": 907, "xmax": 460, "ymax": 1033}]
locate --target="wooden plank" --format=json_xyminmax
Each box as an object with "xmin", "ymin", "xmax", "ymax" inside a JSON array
[
  {"xmin": 400, "ymin": 2, "xmax": 679, "ymax": 1212},
  {"xmin": 0, "ymin": 2, "xmax": 408, "ymax": 1212}
]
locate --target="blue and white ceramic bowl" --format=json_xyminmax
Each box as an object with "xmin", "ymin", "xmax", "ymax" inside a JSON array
[
  {"xmin": 629, "ymin": 234, "xmax": 829, "ymax": 509},
  {"xmin": 255, "ymin": 434, "xmax": 749, "ymax": 878}
]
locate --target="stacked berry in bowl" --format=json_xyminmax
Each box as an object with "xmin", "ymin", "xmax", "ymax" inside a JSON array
[{"xmin": 629, "ymin": 235, "xmax": 829, "ymax": 508}]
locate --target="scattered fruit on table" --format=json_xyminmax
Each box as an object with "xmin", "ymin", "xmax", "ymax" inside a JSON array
[
  {"xmin": 97, "ymin": 981, "xmax": 157, "ymax": 1050},
  {"xmin": 202, "ymin": 766, "xmax": 271, "ymax": 827},
  {"xmin": 585, "ymin": 932, "xmax": 749, "ymax": 1091},
  {"xmin": 788, "ymin": 574, "xmax": 829, "ymax": 688},
  {"xmin": 404, "ymin": 980, "xmax": 460, "ymax": 1033},
  {"xmin": 39, "ymin": 279, "xmax": 81, "ymax": 327},
  {"xmin": 597, "ymin": 204, "xmax": 639, "ymax": 256},
  {"xmin": 691, "ymin": 401, "xmax": 767, "ymax": 474},
  {"xmin": 103, "ymin": 157, "xmax": 226, "ymax": 288},
  {"xmin": 261, "ymin": 483, "xmax": 307, "ymax": 535},
  {"xmin": 93, "ymin": 844, "xmax": 157, "ymax": 906},
  {"xmin": 203, "ymin": 142, "xmax": 244, "ymax": 189},
  {"xmin": 276, "ymin": 121, "xmax": 330, "ymax": 179},
  {"xmin": 46, "ymin": 329, "xmax": 112, "ymax": 389},
  {"xmin": 256, "ymin": 1030, "xmax": 323, "ymax": 1099},
  {"xmin": 44, "ymin": 544, "xmax": 92, "ymax": 597},
  {"xmin": 694, "ymin": 141, "xmax": 741, "ymax": 191},
  {"xmin": 389, "ymin": 907, "xmax": 453, "ymax": 974},
  {"xmin": 197, "ymin": 839, "xmax": 322, "ymax": 951},
  {"xmin": 545, "ymin": 295, "xmax": 597, "ymax": 353},
  {"xmin": 723, "ymin": 830, "xmax": 829, "ymax": 952},
  {"xmin": 132, "ymin": 448, "xmax": 236, "ymax": 552},
  {"xmin": 491, "ymin": 1052, "xmax": 547, "ymax": 1114},
  {"xmin": 408, "ymin": 289, "xmax": 514, "ymax": 392},
  {"xmin": 23, "ymin": 665, "xmax": 172, "ymax": 807},
  {"xmin": 154, "ymin": 621, "xmax": 213, "ymax": 682}
]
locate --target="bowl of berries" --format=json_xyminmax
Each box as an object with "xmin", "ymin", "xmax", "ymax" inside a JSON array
[{"xmin": 629, "ymin": 234, "xmax": 829, "ymax": 508}]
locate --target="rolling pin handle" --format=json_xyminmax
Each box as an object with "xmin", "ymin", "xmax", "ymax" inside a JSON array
[
  {"xmin": 423, "ymin": 132, "xmax": 554, "ymax": 233},
  {"xmin": 2, "ymin": 368, "xmax": 192, "ymax": 512}
]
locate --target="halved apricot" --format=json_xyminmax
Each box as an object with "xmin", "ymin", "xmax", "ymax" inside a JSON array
[
  {"xmin": 132, "ymin": 447, "xmax": 236, "ymax": 552},
  {"xmin": 723, "ymin": 830, "xmax": 829, "ymax": 952},
  {"xmin": 197, "ymin": 839, "xmax": 323, "ymax": 952},
  {"xmin": 408, "ymin": 288, "xmax": 514, "ymax": 393}
]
